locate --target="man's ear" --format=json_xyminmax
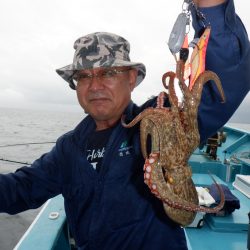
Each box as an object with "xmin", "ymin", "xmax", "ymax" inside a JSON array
[{"xmin": 129, "ymin": 69, "xmax": 138, "ymax": 91}]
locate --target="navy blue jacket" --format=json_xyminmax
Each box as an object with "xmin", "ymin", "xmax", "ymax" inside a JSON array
[{"xmin": 0, "ymin": 1, "xmax": 249, "ymax": 249}]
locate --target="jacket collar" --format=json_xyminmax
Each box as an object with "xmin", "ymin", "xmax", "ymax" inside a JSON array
[{"xmin": 72, "ymin": 101, "xmax": 137, "ymax": 148}]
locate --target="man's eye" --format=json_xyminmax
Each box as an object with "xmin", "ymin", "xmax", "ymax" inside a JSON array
[
  {"xmin": 78, "ymin": 74, "xmax": 91, "ymax": 80},
  {"xmin": 102, "ymin": 71, "xmax": 116, "ymax": 78}
]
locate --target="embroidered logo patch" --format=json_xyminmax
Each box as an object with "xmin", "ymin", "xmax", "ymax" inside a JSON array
[{"xmin": 118, "ymin": 140, "xmax": 133, "ymax": 157}]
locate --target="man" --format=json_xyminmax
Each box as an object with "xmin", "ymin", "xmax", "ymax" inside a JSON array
[{"xmin": 0, "ymin": 0, "xmax": 249, "ymax": 249}]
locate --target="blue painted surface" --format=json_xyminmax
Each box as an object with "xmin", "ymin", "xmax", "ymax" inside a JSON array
[
  {"xmin": 16, "ymin": 195, "xmax": 70, "ymax": 250},
  {"xmin": 223, "ymin": 134, "xmax": 250, "ymax": 154},
  {"xmin": 205, "ymin": 189, "xmax": 250, "ymax": 232},
  {"xmin": 188, "ymin": 133, "xmax": 250, "ymax": 250},
  {"xmin": 186, "ymin": 174, "xmax": 249, "ymax": 250},
  {"xmin": 192, "ymin": 173, "xmax": 227, "ymax": 187},
  {"xmin": 185, "ymin": 223, "xmax": 247, "ymax": 250},
  {"xmin": 205, "ymin": 126, "xmax": 250, "ymax": 164}
]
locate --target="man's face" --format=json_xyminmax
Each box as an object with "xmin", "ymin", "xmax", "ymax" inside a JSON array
[{"xmin": 75, "ymin": 66, "xmax": 137, "ymax": 129}]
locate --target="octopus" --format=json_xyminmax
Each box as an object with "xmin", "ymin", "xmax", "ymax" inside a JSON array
[{"xmin": 122, "ymin": 57, "xmax": 226, "ymax": 226}]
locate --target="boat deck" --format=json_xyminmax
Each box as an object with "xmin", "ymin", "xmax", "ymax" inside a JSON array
[
  {"xmin": 185, "ymin": 173, "xmax": 249, "ymax": 250},
  {"xmin": 186, "ymin": 223, "xmax": 247, "ymax": 250}
]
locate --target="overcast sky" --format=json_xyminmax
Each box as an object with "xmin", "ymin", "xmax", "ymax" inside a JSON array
[{"xmin": 0, "ymin": 0, "xmax": 249, "ymax": 123}]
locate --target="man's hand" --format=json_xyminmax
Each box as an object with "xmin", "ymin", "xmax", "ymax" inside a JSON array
[{"xmin": 193, "ymin": 0, "xmax": 226, "ymax": 7}]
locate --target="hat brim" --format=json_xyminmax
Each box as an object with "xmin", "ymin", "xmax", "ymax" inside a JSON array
[{"xmin": 56, "ymin": 60, "xmax": 146, "ymax": 90}]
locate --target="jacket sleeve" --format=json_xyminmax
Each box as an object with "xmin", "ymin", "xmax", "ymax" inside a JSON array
[
  {"xmin": 0, "ymin": 136, "xmax": 65, "ymax": 214},
  {"xmin": 191, "ymin": 0, "xmax": 250, "ymax": 143}
]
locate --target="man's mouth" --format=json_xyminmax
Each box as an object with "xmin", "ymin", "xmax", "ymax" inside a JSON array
[
  {"xmin": 88, "ymin": 97, "xmax": 112, "ymax": 105},
  {"xmin": 89, "ymin": 97, "xmax": 110, "ymax": 102},
  {"xmin": 88, "ymin": 92, "xmax": 111, "ymax": 102}
]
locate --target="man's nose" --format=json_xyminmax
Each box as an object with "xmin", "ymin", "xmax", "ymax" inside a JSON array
[{"xmin": 88, "ymin": 76, "xmax": 105, "ymax": 90}]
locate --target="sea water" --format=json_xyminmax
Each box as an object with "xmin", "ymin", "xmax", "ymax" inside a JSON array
[
  {"xmin": 1, "ymin": 107, "xmax": 249, "ymax": 170},
  {"xmin": 0, "ymin": 107, "xmax": 85, "ymax": 171}
]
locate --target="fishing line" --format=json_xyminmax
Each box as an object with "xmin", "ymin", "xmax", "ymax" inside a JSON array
[
  {"xmin": 0, "ymin": 141, "xmax": 55, "ymax": 148},
  {"xmin": 0, "ymin": 158, "xmax": 31, "ymax": 165},
  {"xmin": 0, "ymin": 142, "xmax": 56, "ymax": 165}
]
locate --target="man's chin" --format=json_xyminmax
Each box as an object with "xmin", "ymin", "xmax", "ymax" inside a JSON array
[{"xmin": 90, "ymin": 110, "xmax": 111, "ymax": 120}]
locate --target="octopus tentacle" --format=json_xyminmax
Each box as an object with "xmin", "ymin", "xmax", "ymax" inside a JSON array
[
  {"xmin": 191, "ymin": 70, "xmax": 226, "ymax": 104},
  {"xmin": 162, "ymin": 71, "xmax": 176, "ymax": 90},
  {"xmin": 161, "ymin": 68, "xmax": 188, "ymax": 151},
  {"xmin": 121, "ymin": 108, "xmax": 155, "ymax": 128},
  {"xmin": 144, "ymin": 153, "xmax": 225, "ymax": 225},
  {"xmin": 156, "ymin": 92, "xmax": 168, "ymax": 109},
  {"xmin": 162, "ymin": 71, "xmax": 178, "ymax": 108}
]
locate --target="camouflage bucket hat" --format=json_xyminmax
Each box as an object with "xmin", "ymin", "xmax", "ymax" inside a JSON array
[{"xmin": 56, "ymin": 32, "xmax": 146, "ymax": 89}]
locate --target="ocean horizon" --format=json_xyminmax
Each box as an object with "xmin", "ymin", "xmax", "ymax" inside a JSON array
[{"xmin": 0, "ymin": 106, "xmax": 249, "ymax": 168}]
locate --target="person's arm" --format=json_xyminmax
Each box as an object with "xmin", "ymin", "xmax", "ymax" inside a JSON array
[
  {"xmin": 0, "ymin": 137, "xmax": 65, "ymax": 214},
  {"xmin": 191, "ymin": 0, "xmax": 250, "ymax": 142},
  {"xmin": 193, "ymin": 0, "xmax": 226, "ymax": 7}
]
